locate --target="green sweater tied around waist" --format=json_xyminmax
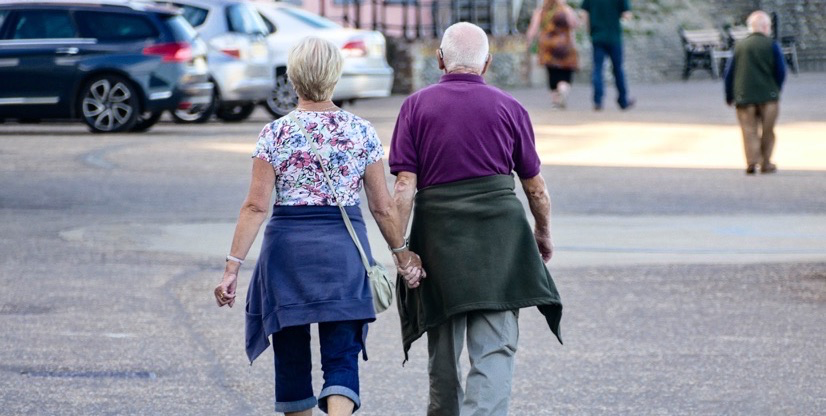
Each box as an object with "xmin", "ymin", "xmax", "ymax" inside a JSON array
[{"xmin": 397, "ymin": 174, "xmax": 563, "ymax": 362}]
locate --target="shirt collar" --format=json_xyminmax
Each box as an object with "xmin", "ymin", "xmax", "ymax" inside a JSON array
[{"xmin": 439, "ymin": 73, "xmax": 486, "ymax": 84}]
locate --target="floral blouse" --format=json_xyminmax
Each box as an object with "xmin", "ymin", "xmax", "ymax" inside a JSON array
[{"xmin": 252, "ymin": 110, "xmax": 384, "ymax": 206}]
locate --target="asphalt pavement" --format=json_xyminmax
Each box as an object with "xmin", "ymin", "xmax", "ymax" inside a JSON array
[{"xmin": 1, "ymin": 74, "xmax": 825, "ymax": 415}]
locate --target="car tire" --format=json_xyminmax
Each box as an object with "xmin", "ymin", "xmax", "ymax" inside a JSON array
[
  {"xmin": 215, "ymin": 102, "xmax": 255, "ymax": 122},
  {"xmin": 264, "ymin": 71, "xmax": 298, "ymax": 118},
  {"xmin": 172, "ymin": 90, "xmax": 216, "ymax": 124},
  {"xmin": 79, "ymin": 74, "xmax": 140, "ymax": 133},
  {"xmin": 131, "ymin": 111, "xmax": 163, "ymax": 132}
]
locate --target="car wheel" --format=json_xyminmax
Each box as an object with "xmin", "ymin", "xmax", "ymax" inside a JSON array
[
  {"xmin": 131, "ymin": 111, "xmax": 163, "ymax": 132},
  {"xmin": 80, "ymin": 74, "xmax": 140, "ymax": 133},
  {"xmin": 215, "ymin": 102, "xmax": 255, "ymax": 122},
  {"xmin": 171, "ymin": 91, "xmax": 215, "ymax": 124},
  {"xmin": 265, "ymin": 71, "xmax": 298, "ymax": 117}
]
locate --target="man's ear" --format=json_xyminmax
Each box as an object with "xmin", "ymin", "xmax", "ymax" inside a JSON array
[
  {"xmin": 437, "ymin": 49, "xmax": 445, "ymax": 70},
  {"xmin": 481, "ymin": 54, "xmax": 492, "ymax": 75}
]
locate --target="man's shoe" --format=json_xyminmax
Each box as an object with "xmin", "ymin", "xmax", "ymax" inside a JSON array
[
  {"xmin": 620, "ymin": 98, "xmax": 636, "ymax": 110},
  {"xmin": 746, "ymin": 164, "xmax": 757, "ymax": 175},
  {"xmin": 761, "ymin": 163, "xmax": 777, "ymax": 174},
  {"xmin": 594, "ymin": 104, "xmax": 603, "ymax": 111}
]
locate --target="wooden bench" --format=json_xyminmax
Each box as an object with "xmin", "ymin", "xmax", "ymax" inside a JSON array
[
  {"xmin": 708, "ymin": 26, "xmax": 749, "ymax": 78},
  {"xmin": 679, "ymin": 28, "xmax": 727, "ymax": 80},
  {"xmin": 715, "ymin": 27, "xmax": 800, "ymax": 77},
  {"xmin": 779, "ymin": 36, "xmax": 800, "ymax": 74}
]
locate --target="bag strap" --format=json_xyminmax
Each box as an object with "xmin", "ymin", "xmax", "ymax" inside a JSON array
[{"xmin": 287, "ymin": 112, "xmax": 373, "ymax": 271}]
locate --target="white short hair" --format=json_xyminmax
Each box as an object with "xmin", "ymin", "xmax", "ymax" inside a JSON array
[
  {"xmin": 440, "ymin": 22, "xmax": 489, "ymax": 73},
  {"xmin": 747, "ymin": 11, "xmax": 772, "ymax": 35},
  {"xmin": 287, "ymin": 37, "xmax": 343, "ymax": 102}
]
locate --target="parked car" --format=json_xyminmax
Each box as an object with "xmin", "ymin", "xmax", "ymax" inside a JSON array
[
  {"xmin": 158, "ymin": 0, "xmax": 273, "ymax": 123},
  {"xmin": 251, "ymin": 1, "xmax": 394, "ymax": 117},
  {"xmin": 0, "ymin": 0, "xmax": 213, "ymax": 133}
]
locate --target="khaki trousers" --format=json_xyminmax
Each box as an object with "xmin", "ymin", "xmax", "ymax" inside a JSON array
[
  {"xmin": 736, "ymin": 101, "xmax": 779, "ymax": 167},
  {"xmin": 426, "ymin": 310, "xmax": 519, "ymax": 416}
]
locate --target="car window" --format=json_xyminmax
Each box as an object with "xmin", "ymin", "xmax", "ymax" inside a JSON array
[
  {"xmin": 75, "ymin": 11, "xmax": 158, "ymax": 41},
  {"xmin": 163, "ymin": 14, "xmax": 198, "ymax": 42},
  {"xmin": 259, "ymin": 13, "xmax": 276, "ymax": 35},
  {"xmin": 0, "ymin": 10, "xmax": 8, "ymax": 31},
  {"xmin": 278, "ymin": 7, "xmax": 340, "ymax": 29},
  {"xmin": 11, "ymin": 10, "xmax": 76, "ymax": 39},
  {"xmin": 175, "ymin": 4, "xmax": 208, "ymax": 28},
  {"xmin": 226, "ymin": 3, "xmax": 267, "ymax": 35}
]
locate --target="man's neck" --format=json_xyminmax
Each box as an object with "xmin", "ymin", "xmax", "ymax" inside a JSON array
[{"xmin": 446, "ymin": 67, "xmax": 482, "ymax": 75}]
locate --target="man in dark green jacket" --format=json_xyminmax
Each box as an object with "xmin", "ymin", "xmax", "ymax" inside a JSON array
[{"xmin": 724, "ymin": 10, "xmax": 787, "ymax": 175}]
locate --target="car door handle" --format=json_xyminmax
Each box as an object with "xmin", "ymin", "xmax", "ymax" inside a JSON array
[{"xmin": 56, "ymin": 47, "xmax": 79, "ymax": 55}]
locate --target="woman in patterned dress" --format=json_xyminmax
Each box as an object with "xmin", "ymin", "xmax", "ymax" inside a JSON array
[
  {"xmin": 527, "ymin": 0, "xmax": 581, "ymax": 108},
  {"xmin": 213, "ymin": 37, "xmax": 424, "ymax": 416}
]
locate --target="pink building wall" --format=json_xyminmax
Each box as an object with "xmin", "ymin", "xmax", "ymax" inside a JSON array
[{"xmin": 301, "ymin": 0, "xmax": 437, "ymax": 38}]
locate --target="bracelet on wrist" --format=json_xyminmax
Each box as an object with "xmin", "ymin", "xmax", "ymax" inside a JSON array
[
  {"xmin": 389, "ymin": 237, "xmax": 409, "ymax": 253},
  {"xmin": 226, "ymin": 255, "xmax": 245, "ymax": 265}
]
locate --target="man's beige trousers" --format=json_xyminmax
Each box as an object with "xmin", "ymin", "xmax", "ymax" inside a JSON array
[{"xmin": 736, "ymin": 101, "xmax": 779, "ymax": 167}]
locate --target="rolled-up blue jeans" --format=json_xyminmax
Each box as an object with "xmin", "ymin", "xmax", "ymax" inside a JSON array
[
  {"xmin": 272, "ymin": 320, "xmax": 365, "ymax": 413},
  {"xmin": 592, "ymin": 41, "xmax": 629, "ymax": 108}
]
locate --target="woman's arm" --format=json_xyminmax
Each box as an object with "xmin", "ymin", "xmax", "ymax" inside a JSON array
[
  {"xmin": 215, "ymin": 158, "xmax": 275, "ymax": 307},
  {"xmin": 363, "ymin": 163, "xmax": 425, "ymax": 287},
  {"xmin": 565, "ymin": 6, "xmax": 580, "ymax": 29},
  {"xmin": 526, "ymin": 8, "xmax": 542, "ymax": 41}
]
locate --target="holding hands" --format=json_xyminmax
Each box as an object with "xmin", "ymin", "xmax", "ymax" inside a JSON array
[
  {"xmin": 214, "ymin": 269, "xmax": 238, "ymax": 308},
  {"xmin": 393, "ymin": 250, "xmax": 426, "ymax": 289}
]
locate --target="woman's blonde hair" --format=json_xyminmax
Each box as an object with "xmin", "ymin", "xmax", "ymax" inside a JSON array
[{"xmin": 287, "ymin": 37, "xmax": 343, "ymax": 102}]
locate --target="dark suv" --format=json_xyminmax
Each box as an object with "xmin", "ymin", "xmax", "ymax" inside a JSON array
[{"xmin": 0, "ymin": 1, "xmax": 213, "ymax": 132}]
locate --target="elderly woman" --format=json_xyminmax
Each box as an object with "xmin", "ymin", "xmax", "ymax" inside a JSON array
[
  {"xmin": 214, "ymin": 37, "xmax": 423, "ymax": 416},
  {"xmin": 527, "ymin": 0, "xmax": 580, "ymax": 109}
]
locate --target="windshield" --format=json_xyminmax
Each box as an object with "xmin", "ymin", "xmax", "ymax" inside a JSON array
[
  {"xmin": 227, "ymin": 3, "xmax": 268, "ymax": 34},
  {"xmin": 176, "ymin": 4, "xmax": 208, "ymax": 27},
  {"xmin": 163, "ymin": 14, "xmax": 198, "ymax": 42},
  {"xmin": 279, "ymin": 7, "xmax": 340, "ymax": 29}
]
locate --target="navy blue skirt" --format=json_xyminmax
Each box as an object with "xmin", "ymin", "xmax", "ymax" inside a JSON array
[{"xmin": 245, "ymin": 205, "xmax": 377, "ymax": 364}]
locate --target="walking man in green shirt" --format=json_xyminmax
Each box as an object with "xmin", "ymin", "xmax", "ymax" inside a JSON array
[
  {"xmin": 580, "ymin": 0, "xmax": 635, "ymax": 110},
  {"xmin": 724, "ymin": 10, "xmax": 787, "ymax": 175}
]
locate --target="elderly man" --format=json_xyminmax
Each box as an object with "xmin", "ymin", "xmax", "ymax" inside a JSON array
[
  {"xmin": 725, "ymin": 10, "xmax": 786, "ymax": 175},
  {"xmin": 390, "ymin": 22, "xmax": 563, "ymax": 416}
]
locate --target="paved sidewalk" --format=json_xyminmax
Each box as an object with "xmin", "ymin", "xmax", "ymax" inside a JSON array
[{"xmin": 1, "ymin": 73, "xmax": 824, "ymax": 415}]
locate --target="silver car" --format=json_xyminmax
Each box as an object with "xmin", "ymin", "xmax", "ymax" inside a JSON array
[
  {"xmin": 161, "ymin": 0, "xmax": 273, "ymax": 122},
  {"xmin": 252, "ymin": 1, "xmax": 394, "ymax": 117}
]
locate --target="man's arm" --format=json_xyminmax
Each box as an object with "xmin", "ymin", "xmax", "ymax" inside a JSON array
[
  {"xmin": 724, "ymin": 56, "xmax": 736, "ymax": 105},
  {"xmin": 520, "ymin": 174, "xmax": 553, "ymax": 262},
  {"xmin": 393, "ymin": 171, "xmax": 417, "ymax": 235},
  {"xmin": 621, "ymin": 0, "xmax": 632, "ymax": 21},
  {"xmin": 772, "ymin": 42, "xmax": 787, "ymax": 90}
]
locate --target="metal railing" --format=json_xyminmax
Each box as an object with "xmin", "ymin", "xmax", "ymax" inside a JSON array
[{"xmin": 318, "ymin": 0, "xmax": 519, "ymax": 39}]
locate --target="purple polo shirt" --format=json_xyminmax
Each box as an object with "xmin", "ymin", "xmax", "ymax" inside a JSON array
[{"xmin": 389, "ymin": 73, "xmax": 541, "ymax": 189}]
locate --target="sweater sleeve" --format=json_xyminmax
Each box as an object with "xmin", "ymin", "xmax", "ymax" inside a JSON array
[
  {"xmin": 724, "ymin": 56, "xmax": 735, "ymax": 105},
  {"xmin": 772, "ymin": 42, "xmax": 787, "ymax": 90}
]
